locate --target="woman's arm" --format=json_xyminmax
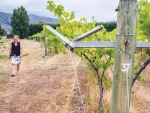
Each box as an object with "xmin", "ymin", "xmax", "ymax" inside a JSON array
[
  {"xmin": 20, "ymin": 43, "xmax": 22, "ymax": 57},
  {"xmin": 9, "ymin": 43, "xmax": 12, "ymax": 58}
]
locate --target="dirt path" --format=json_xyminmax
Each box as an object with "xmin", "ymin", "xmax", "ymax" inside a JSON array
[{"xmin": 0, "ymin": 39, "xmax": 81, "ymax": 113}]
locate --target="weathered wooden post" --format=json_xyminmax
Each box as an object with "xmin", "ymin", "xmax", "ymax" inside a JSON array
[
  {"xmin": 34, "ymin": 37, "xmax": 37, "ymax": 41},
  {"xmin": 38, "ymin": 33, "xmax": 42, "ymax": 48},
  {"xmin": 44, "ymin": 36, "xmax": 48, "ymax": 56},
  {"xmin": 111, "ymin": 0, "xmax": 138, "ymax": 113}
]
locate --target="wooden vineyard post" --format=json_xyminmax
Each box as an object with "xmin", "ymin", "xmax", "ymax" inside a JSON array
[
  {"xmin": 111, "ymin": 0, "xmax": 138, "ymax": 113},
  {"xmin": 38, "ymin": 33, "xmax": 42, "ymax": 48},
  {"xmin": 45, "ymin": 36, "xmax": 48, "ymax": 56},
  {"xmin": 34, "ymin": 37, "xmax": 36, "ymax": 41}
]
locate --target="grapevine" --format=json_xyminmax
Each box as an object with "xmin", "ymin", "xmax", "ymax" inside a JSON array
[{"xmin": 31, "ymin": 0, "xmax": 150, "ymax": 112}]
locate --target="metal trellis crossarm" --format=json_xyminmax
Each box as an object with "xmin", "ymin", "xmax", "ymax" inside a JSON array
[{"xmin": 46, "ymin": 25, "xmax": 150, "ymax": 49}]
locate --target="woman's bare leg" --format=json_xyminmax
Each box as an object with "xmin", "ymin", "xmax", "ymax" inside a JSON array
[
  {"xmin": 17, "ymin": 65, "xmax": 20, "ymax": 74},
  {"xmin": 12, "ymin": 64, "xmax": 17, "ymax": 75}
]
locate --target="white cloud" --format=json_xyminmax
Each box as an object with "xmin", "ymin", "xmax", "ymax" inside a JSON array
[
  {"xmin": 0, "ymin": 0, "xmax": 150, "ymax": 22},
  {"xmin": 0, "ymin": 0, "xmax": 53, "ymax": 18},
  {"xmin": 53, "ymin": 0, "xmax": 119, "ymax": 22}
]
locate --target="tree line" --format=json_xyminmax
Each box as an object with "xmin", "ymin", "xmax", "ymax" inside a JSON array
[
  {"xmin": 96, "ymin": 22, "xmax": 116, "ymax": 32},
  {"xmin": 10, "ymin": 6, "xmax": 116, "ymax": 39}
]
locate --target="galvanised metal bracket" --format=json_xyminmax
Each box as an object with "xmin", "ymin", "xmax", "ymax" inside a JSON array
[{"xmin": 46, "ymin": 25, "xmax": 150, "ymax": 49}]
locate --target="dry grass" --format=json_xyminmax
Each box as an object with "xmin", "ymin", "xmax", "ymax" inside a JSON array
[
  {"xmin": 72, "ymin": 59, "xmax": 112, "ymax": 113},
  {"xmin": 0, "ymin": 38, "xmax": 150, "ymax": 113},
  {"xmin": 131, "ymin": 65, "xmax": 150, "ymax": 113},
  {"xmin": 74, "ymin": 55, "xmax": 150, "ymax": 113},
  {"xmin": 0, "ymin": 39, "xmax": 81, "ymax": 113}
]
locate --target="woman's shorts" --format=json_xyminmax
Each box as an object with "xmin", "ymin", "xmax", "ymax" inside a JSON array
[{"xmin": 11, "ymin": 56, "xmax": 21, "ymax": 65}]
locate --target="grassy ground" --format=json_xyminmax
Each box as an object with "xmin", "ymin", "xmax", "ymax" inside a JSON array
[
  {"xmin": 0, "ymin": 39, "xmax": 81, "ymax": 113},
  {"xmin": 69, "ymin": 53, "xmax": 150, "ymax": 113},
  {"xmin": 0, "ymin": 38, "xmax": 150, "ymax": 113}
]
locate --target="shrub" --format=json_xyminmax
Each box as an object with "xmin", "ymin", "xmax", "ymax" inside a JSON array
[{"xmin": 0, "ymin": 36, "xmax": 2, "ymax": 40}]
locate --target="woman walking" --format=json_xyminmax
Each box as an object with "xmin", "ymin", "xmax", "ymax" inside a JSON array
[{"xmin": 9, "ymin": 35, "xmax": 22, "ymax": 76}]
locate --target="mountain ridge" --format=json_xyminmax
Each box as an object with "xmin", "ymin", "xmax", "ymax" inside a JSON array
[{"xmin": 0, "ymin": 11, "xmax": 59, "ymax": 34}]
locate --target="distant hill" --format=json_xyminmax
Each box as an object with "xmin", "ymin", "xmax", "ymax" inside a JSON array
[
  {"xmin": 28, "ymin": 14, "xmax": 59, "ymax": 24},
  {"xmin": 0, "ymin": 12, "xmax": 59, "ymax": 34}
]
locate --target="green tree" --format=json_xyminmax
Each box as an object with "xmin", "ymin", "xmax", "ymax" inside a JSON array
[
  {"xmin": 29, "ymin": 24, "xmax": 43, "ymax": 36},
  {"xmin": 29, "ymin": 23, "xmax": 60, "ymax": 36},
  {"xmin": 11, "ymin": 6, "xmax": 29, "ymax": 39},
  {"xmin": 2, "ymin": 29, "xmax": 7, "ymax": 36},
  {"xmin": 96, "ymin": 22, "xmax": 117, "ymax": 32},
  {"xmin": 0, "ymin": 24, "xmax": 6, "ymax": 36}
]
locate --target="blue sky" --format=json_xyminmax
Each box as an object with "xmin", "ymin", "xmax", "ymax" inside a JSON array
[{"xmin": 0, "ymin": 0, "xmax": 148, "ymax": 22}]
